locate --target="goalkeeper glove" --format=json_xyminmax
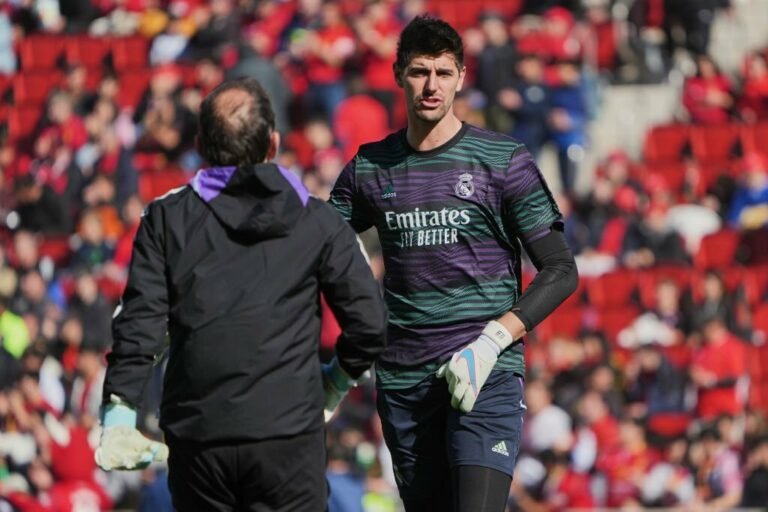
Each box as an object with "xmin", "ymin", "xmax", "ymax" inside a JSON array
[
  {"xmin": 95, "ymin": 395, "xmax": 169, "ymax": 471},
  {"xmin": 322, "ymin": 358, "xmax": 356, "ymax": 422},
  {"xmin": 436, "ymin": 320, "xmax": 514, "ymax": 413}
]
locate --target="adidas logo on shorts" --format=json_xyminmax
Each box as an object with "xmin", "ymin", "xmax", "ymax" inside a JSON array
[{"xmin": 491, "ymin": 441, "xmax": 509, "ymax": 457}]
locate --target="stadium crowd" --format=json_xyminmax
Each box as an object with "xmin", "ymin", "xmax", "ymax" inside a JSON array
[{"xmin": 0, "ymin": 0, "xmax": 767, "ymax": 510}]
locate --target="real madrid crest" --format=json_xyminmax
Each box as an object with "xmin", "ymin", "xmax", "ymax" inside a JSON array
[{"xmin": 454, "ymin": 173, "xmax": 475, "ymax": 198}]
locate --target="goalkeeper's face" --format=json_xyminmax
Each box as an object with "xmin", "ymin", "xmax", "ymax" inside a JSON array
[{"xmin": 398, "ymin": 53, "xmax": 466, "ymax": 124}]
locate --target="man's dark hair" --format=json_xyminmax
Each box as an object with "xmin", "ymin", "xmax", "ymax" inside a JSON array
[
  {"xmin": 198, "ymin": 77, "xmax": 275, "ymax": 166},
  {"xmin": 394, "ymin": 15, "xmax": 464, "ymax": 77}
]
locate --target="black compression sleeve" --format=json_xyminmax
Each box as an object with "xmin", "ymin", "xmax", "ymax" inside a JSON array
[{"xmin": 512, "ymin": 226, "xmax": 578, "ymax": 331}]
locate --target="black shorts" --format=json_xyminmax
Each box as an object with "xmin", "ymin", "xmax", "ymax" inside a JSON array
[
  {"xmin": 166, "ymin": 429, "xmax": 327, "ymax": 512},
  {"xmin": 377, "ymin": 370, "xmax": 525, "ymax": 500}
]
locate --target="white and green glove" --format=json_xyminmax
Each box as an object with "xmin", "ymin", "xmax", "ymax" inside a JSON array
[
  {"xmin": 95, "ymin": 395, "xmax": 169, "ymax": 471},
  {"xmin": 436, "ymin": 320, "xmax": 515, "ymax": 413},
  {"xmin": 322, "ymin": 358, "xmax": 357, "ymax": 422}
]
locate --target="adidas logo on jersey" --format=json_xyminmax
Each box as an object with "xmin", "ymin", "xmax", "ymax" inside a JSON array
[
  {"xmin": 492, "ymin": 441, "xmax": 509, "ymax": 457},
  {"xmin": 381, "ymin": 184, "xmax": 396, "ymax": 199}
]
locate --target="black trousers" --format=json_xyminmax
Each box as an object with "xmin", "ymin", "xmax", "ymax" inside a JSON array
[{"xmin": 166, "ymin": 429, "xmax": 327, "ymax": 512}]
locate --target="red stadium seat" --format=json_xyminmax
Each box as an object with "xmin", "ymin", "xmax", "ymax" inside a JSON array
[
  {"xmin": 38, "ymin": 236, "xmax": 71, "ymax": 267},
  {"xmin": 8, "ymin": 106, "xmax": 43, "ymax": 142},
  {"xmin": 13, "ymin": 70, "xmax": 63, "ymax": 105},
  {"xmin": 535, "ymin": 305, "xmax": 584, "ymax": 341},
  {"xmin": 111, "ymin": 36, "xmax": 150, "ymax": 71},
  {"xmin": 693, "ymin": 229, "xmax": 741, "ymax": 271},
  {"xmin": 647, "ymin": 413, "xmax": 691, "ymax": 438},
  {"xmin": 741, "ymin": 121, "xmax": 768, "ymax": 159},
  {"xmin": 586, "ymin": 269, "xmax": 638, "ymax": 308},
  {"xmin": 594, "ymin": 305, "xmax": 640, "ymax": 345},
  {"xmin": 643, "ymin": 124, "xmax": 690, "ymax": 163},
  {"xmin": 636, "ymin": 265, "xmax": 692, "ymax": 309},
  {"xmin": 689, "ymin": 123, "xmax": 740, "ymax": 163},
  {"xmin": 64, "ymin": 36, "xmax": 112, "ymax": 69},
  {"xmin": 19, "ymin": 35, "xmax": 65, "ymax": 70},
  {"xmin": 643, "ymin": 162, "xmax": 687, "ymax": 193},
  {"xmin": 116, "ymin": 69, "xmax": 152, "ymax": 110}
]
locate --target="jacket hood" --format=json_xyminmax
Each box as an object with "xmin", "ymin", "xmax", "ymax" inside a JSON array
[{"xmin": 190, "ymin": 164, "xmax": 309, "ymax": 238}]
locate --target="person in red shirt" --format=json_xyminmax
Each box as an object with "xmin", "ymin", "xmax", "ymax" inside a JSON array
[
  {"xmin": 690, "ymin": 312, "xmax": 748, "ymax": 421},
  {"xmin": 738, "ymin": 52, "xmax": 768, "ymax": 122},
  {"xmin": 353, "ymin": 0, "xmax": 401, "ymax": 125},
  {"xmin": 596, "ymin": 417, "xmax": 660, "ymax": 507},
  {"xmin": 292, "ymin": 1, "xmax": 356, "ymax": 122},
  {"xmin": 513, "ymin": 449, "xmax": 594, "ymax": 511},
  {"xmin": 682, "ymin": 54, "xmax": 735, "ymax": 124}
]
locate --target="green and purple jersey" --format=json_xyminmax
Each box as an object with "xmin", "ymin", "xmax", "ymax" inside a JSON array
[{"xmin": 330, "ymin": 123, "xmax": 561, "ymax": 388}]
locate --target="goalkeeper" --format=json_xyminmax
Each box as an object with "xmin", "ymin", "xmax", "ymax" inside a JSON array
[
  {"xmin": 97, "ymin": 77, "xmax": 387, "ymax": 511},
  {"xmin": 329, "ymin": 16, "xmax": 578, "ymax": 512}
]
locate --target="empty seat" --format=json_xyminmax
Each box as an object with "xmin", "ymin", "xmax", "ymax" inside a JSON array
[
  {"xmin": 693, "ymin": 229, "xmax": 741, "ymax": 270},
  {"xmin": 689, "ymin": 123, "xmax": 741, "ymax": 163},
  {"xmin": 643, "ymin": 124, "xmax": 690, "ymax": 163},
  {"xmin": 111, "ymin": 36, "xmax": 150, "ymax": 71},
  {"xmin": 19, "ymin": 35, "xmax": 65, "ymax": 70},
  {"xmin": 65, "ymin": 36, "xmax": 112, "ymax": 69}
]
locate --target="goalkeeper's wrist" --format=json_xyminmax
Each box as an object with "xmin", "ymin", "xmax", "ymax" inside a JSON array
[
  {"xmin": 481, "ymin": 320, "xmax": 515, "ymax": 354},
  {"xmin": 324, "ymin": 358, "xmax": 356, "ymax": 393},
  {"xmin": 101, "ymin": 394, "xmax": 138, "ymax": 428}
]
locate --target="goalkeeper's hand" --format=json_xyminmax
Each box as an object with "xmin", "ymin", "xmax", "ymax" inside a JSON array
[
  {"xmin": 322, "ymin": 358, "xmax": 356, "ymax": 422},
  {"xmin": 436, "ymin": 321, "xmax": 514, "ymax": 413},
  {"xmin": 95, "ymin": 396, "xmax": 169, "ymax": 471}
]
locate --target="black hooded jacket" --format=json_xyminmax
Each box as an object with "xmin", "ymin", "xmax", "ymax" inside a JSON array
[{"xmin": 103, "ymin": 164, "xmax": 387, "ymax": 442}]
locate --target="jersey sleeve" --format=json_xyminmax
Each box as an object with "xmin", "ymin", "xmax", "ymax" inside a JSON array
[
  {"xmin": 329, "ymin": 158, "xmax": 374, "ymax": 233},
  {"xmin": 502, "ymin": 146, "xmax": 562, "ymax": 243}
]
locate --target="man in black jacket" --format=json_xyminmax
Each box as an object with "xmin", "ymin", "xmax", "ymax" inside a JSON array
[{"xmin": 95, "ymin": 77, "xmax": 388, "ymax": 511}]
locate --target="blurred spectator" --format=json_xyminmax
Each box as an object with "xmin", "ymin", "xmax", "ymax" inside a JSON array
[
  {"xmin": 227, "ymin": 34, "xmax": 292, "ymax": 134},
  {"xmin": 741, "ymin": 435, "xmax": 768, "ymax": 508},
  {"xmin": 292, "ymin": 1, "xmax": 356, "ymax": 122},
  {"xmin": 690, "ymin": 312, "xmax": 747, "ymax": 422},
  {"xmin": 624, "ymin": 343, "xmax": 687, "ymax": 417},
  {"xmin": 512, "ymin": 448, "xmax": 594, "ymax": 511},
  {"xmin": 687, "ymin": 270, "xmax": 752, "ymax": 341},
  {"xmin": 333, "ymin": 79, "xmax": 390, "ymax": 162},
  {"xmin": 62, "ymin": 64, "xmax": 98, "ymax": 117},
  {"xmin": 595, "ymin": 416, "xmax": 658, "ymax": 508},
  {"xmin": 521, "ymin": 377, "xmax": 572, "ymax": 454},
  {"xmin": 327, "ymin": 429, "xmax": 366, "ymax": 512},
  {"xmin": 185, "ymin": 0, "xmax": 240, "ymax": 62},
  {"xmin": 548, "ymin": 59, "xmax": 588, "ymax": 193},
  {"xmin": 0, "ymin": 295, "xmax": 30, "ymax": 359},
  {"xmin": 664, "ymin": 0, "xmax": 730, "ymax": 57},
  {"xmin": 353, "ymin": 0, "xmax": 401, "ymax": 124},
  {"xmin": 682, "ymin": 54, "xmax": 734, "ymax": 124},
  {"xmin": 508, "ymin": 53, "xmax": 551, "ymax": 158},
  {"xmin": 67, "ymin": 272, "xmax": 112, "ymax": 351},
  {"xmin": 577, "ymin": 390, "xmax": 620, "ymax": 455},
  {"xmin": 71, "ymin": 208, "xmax": 115, "ymax": 272},
  {"xmin": 69, "ymin": 347, "xmax": 105, "ymax": 423},
  {"xmin": 738, "ymin": 52, "xmax": 768, "ymax": 122},
  {"xmin": 621, "ymin": 202, "xmax": 689, "ymax": 269},
  {"xmin": 475, "ymin": 11, "xmax": 518, "ymax": 133},
  {"xmin": 691, "ymin": 426, "xmax": 743, "ymax": 511},
  {"xmin": 641, "ymin": 436, "xmax": 695, "ymax": 506},
  {"xmin": 727, "ymin": 152, "xmax": 768, "ymax": 230}
]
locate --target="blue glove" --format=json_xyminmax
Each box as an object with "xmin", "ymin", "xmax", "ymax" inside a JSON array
[
  {"xmin": 322, "ymin": 358, "xmax": 356, "ymax": 422},
  {"xmin": 95, "ymin": 395, "xmax": 169, "ymax": 471},
  {"xmin": 436, "ymin": 321, "xmax": 515, "ymax": 413}
]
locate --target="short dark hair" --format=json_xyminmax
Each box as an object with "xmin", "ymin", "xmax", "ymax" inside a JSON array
[
  {"xmin": 198, "ymin": 77, "xmax": 275, "ymax": 166},
  {"xmin": 394, "ymin": 15, "xmax": 464, "ymax": 77}
]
